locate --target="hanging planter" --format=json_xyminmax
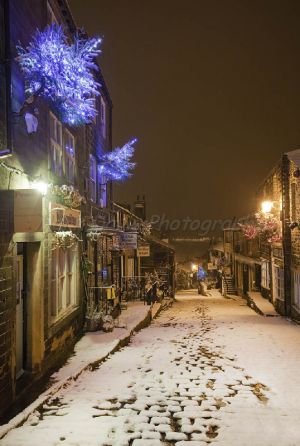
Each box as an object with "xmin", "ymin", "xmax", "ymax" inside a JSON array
[
  {"xmin": 49, "ymin": 184, "xmax": 85, "ymax": 208},
  {"xmin": 140, "ymin": 222, "xmax": 152, "ymax": 237},
  {"xmin": 86, "ymin": 231, "xmax": 103, "ymax": 242},
  {"xmin": 52, "ymin": 231, "xmax": 81, "ymax": 250},
  {"xmin": 239, "ymin": 211, "xmax": 281, "ymax": 244}
]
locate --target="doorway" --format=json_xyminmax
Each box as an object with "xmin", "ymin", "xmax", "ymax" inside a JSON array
[
  {"xmin": 243, "ymin": 264, "xmax": 249, "ymax": 295},
  {"xmin": 16, "ymin": 243, "xmax": 26, "ymax": 378}
]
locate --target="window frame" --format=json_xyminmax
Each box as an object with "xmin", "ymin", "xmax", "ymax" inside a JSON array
[
  {"xmin": 49, "ymin": 112, "xmax": 63, "ymax": 177},
  {"xmin": 261, "ymin": 260, "xmax": 270, "ymax": 290},
  {"xmin": 97, "ymin": 165, "xmax": 107, "ymax": 208},
  {"xmin": 294, "ymin": 271, "xmax": 300, "ymax": 308},
  {"xmin": 64, "ymin": 128, "xmax": 76, "ymax": 184},
  {"xmin": 50, "ymin": 244, "xmax": 78, "ymax": 322},
  {"xmin": 100, "ymin": 96, "xmax": 106, "ymax": 139},
  {"xmin": 89, "ymin": 154, "xmax": 97, "ymax": 202}
]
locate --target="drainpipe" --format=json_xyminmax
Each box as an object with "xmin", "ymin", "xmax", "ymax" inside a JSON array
[{"xmin": 282, "ymin": 154, "xmax": 292, "ymax": 317}]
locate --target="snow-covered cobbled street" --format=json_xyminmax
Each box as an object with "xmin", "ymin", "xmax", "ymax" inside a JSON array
[{"xmin": 2, "ymin": 290, "xmax": 300, "ymax": 446}]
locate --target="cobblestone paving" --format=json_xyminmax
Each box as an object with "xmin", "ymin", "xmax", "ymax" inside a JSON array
[{"xmin": 1, "ymin": 292, "xmax": 271, "ymax": 446}]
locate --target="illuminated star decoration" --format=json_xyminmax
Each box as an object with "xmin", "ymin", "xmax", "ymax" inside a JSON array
[
  {"xmin": 100, "ymin": 139, "xmax": 137, "ymax": 181},
  {"xmin": 16, "ymin": 24, "xmax": 102, "ymax": 126}
]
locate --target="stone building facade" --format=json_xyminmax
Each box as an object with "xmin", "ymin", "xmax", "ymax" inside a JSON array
[
  {"xmin": 223, "ymin": 149, "xmax": 300, "ymax": 323},
  {"xmin": 0, "ymin": 0, "xmax": 112, "ymax": 416}
]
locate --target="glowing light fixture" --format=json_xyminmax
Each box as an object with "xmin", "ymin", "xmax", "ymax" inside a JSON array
[
  {"xmin": 261, "ymin": 200, "xmax": 273, "ymax": 214},
  {"xmin": 33, "ymin": 180, "xmax": 48, "ymax": 195}
]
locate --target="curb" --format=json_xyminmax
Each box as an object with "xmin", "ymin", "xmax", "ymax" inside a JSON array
[
  {"xmin": 245, "ymin": 293, "xmax": 279, "ymax": 318},
  {"xmin": 0, "ymin": 299, "xmax": 172, "ymax": 440}
]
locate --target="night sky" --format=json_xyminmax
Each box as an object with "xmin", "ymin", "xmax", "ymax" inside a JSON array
[{"xmin": 69, "ymin": 0, "xmax": 300, "ymax": 221}]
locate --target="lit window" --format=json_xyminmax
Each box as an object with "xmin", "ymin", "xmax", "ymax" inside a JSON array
[
  {"xmin": 49, "ymin": 112, "xmax": 63, "ymax": 176},
  {"xmin": 98, "ymin": 165, "xmax": 107, "ymax": 208},
  {"xmin": 64, "ymin": 129, "xmax": 75, "ymax": 183},
  {"xmin": 89, "ymin": 154, "xmax": 97, "ymax": 202},
  {"xmin": 100, "ymin": 97, "xmax": 106, "ymax": 139}
]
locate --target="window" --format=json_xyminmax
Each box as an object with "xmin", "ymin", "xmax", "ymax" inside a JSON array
[
  {"xmin": 50, "ymin": 246, "xmax": 78, "ymax": 319},
  {"xmin": 294, "ymin": 271, "xmax": 300, "ymax": 308},
  {"xmin": 89, "ymin": 155, "xmax": 97, "ymax": 202},
  {"xmin": 100, "ymin": 97, "xmax": 106, "ymax": 139},
  {"xmin": 273, "ymin": 266, "xmax": 284, "ymax": 300},
  {"xmin": 64, "ymin": 129, "xmax": 75, "ymax": 183},
  {"xmin": 98, "ymin": 165, "xmax": 107, "ymax": 208},
  {"xmin": 127, "ymin": 258, "xmax": 135, "ymax": 277},
  {"xmin": 291, "ymin": 183, "xmax": 297, "ymax": 222},
  {"xmin": 224, "ymin": 231, "xmax": 232, "ymax": 243},
  {"xmin": 50, "ymin": 112, "xmax": 63, "ymax": 176},
  {"xmin": 261, "ymin": 260, "xmax": 270, "ymax": 290}
]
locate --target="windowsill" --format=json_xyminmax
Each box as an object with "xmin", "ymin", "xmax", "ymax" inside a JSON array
[
  {"xmin": 48, "ymin": 305, "xmax": 80, "ymax": 337},
  {"xmin": 275, "ymin": 296, "xmax": 285, "ymax": 302},
  {"xmin": 292, "ymin": 304, "xmax": 300, "ymax": 315}
]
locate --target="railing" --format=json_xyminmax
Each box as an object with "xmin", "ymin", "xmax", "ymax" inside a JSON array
[
  {"xmin": 121, "ymin": 276, "xmax": 171, "ymax": 302},
  {"xmin": 121, "ymin": 276, "xmax": 146, "ymax": 301},
  {"xmin": 87, "ymin": 286, "xmax": 117, "ymax": 317}
]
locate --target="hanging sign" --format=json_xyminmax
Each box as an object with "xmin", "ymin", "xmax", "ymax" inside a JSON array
[
  {"xmin": 112, "ymin": 234, "xmax": 122, "ymax": 250},
  {"xmin": 137, "ymin": 244, "xmax": 150, "ymax": 257},
  {"xmin": 121, "ymin": 232, "xmax": 137, "ymax": 249},
  {"xmin": 14, "ymin": 190, "xmax": 43, "ymax": 233},
  {"xmin": 49, "ymin": 202, "xmax": 81, "ymax": 228}
]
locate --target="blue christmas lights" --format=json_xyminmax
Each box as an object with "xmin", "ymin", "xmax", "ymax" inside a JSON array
[
  {"xmin": 17, "ymin": 24, "xmax": 102, "ymax": 126},
  {"xmin": 100, "ymin": 139, "xmax": 137, "ymax": 181}
]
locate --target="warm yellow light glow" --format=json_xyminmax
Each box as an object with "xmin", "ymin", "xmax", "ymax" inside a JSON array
[
  {"xmin": 261, "ymin": 200, "xmax": 273, "ymax": 213},
  {"xmin": 33, "ymin": 181, "xmax": 48, "ymax": 195},
  {"xmin": 191, "ymin": 263, "xmax": 198, "ymax": 271}
]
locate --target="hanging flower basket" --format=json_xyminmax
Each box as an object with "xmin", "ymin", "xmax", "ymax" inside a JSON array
[
  {"xmin": 86, "ymin": 231, "xmax": 102, "ymax": 242},
  {"xmin": 52, "ymin": 231, "xmax": 81, "ymax": 250},
  {"xmin": 239, "ymin": 211, "xmax": 281, "ymax": 244},
  {"xmin": 49, "ymin": 184, "xmax": 85, "ymax": 208}
]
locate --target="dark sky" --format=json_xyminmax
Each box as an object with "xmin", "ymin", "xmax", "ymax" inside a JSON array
[{"xmin": 69, "ymin": 0, "xmax": 300, "ymax": 220}]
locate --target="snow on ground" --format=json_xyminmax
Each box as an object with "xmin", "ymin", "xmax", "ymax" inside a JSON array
[
  {"xmin": 53, "ymin": 302, "xmax": 152, "ymax": 383},
  {"xmin": 2, "ymin": 290, "xmax": 300, "ymax": 446}
]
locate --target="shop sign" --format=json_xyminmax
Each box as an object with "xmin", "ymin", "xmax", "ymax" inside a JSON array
[
  {"xmin": 14, "ymin": 190, "xmax": 43, "ymax": 233},
  {"xmin": 112, "ymin": 234, "xmax": 122, "ymax": 250},
  {"xmin": 49, "ymin": 202, "xmax": 81, "ymax": 228},
  {"xmin": 137, "ymin": 244, "xmax": 150, "ymax": 257},
  {"xmin": 121, "ymin": 232, "xmax": 137, "ymax": 249}
]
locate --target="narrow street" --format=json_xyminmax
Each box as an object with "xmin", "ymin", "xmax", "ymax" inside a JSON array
[{"xmin": 2, "ymin": 290, "xmax": 300, "ymax": 446}]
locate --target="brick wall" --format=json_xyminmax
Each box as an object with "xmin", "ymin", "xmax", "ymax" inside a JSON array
[{"xmin": 0, "ymin": 192, "xmax": 14, "ymax": 414}]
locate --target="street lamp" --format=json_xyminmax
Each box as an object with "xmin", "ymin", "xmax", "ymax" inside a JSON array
[{"xmin": 191, "ymin": 263, "xmax": 197, "ymax": 272}]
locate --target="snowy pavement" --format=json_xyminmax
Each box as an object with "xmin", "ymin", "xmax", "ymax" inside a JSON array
[{"xmin": 2, "ymin": 290, "xmax": 300, "ymax": 446}]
